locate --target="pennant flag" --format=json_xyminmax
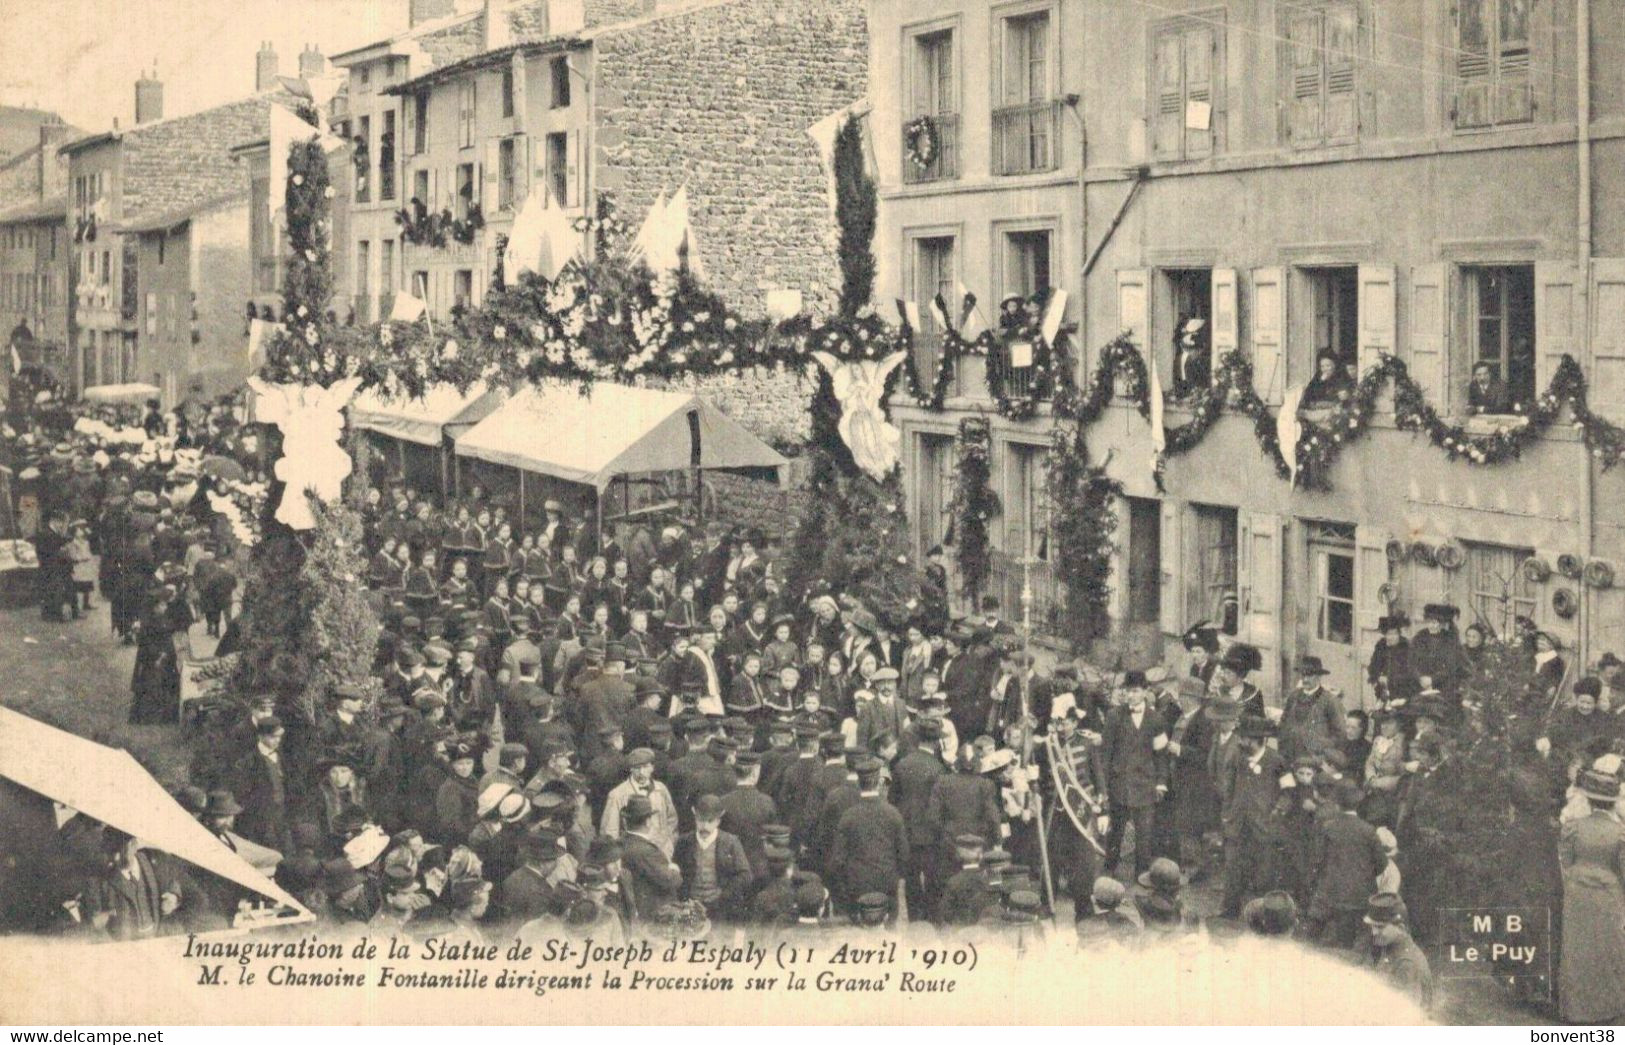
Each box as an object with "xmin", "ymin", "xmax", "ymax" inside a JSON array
[
  {"xmin": 930, "ymin": 292, "xmax": 953, "ymax": 333},
  {"xmin": 1041, "ymin": 289, "xmax": 1069, "ymax": 345},
  {"xmin": 1278, "ymin": 384, "xmax": 1305, "ymax": 485},
  {"xmin": 388, "ymin": 292, "xmax": 426, "ymax": 324},
  {"xmin": 630, "ymin": 190, "xmax": 669, "ymax": 266},
  {"xmin": 9, "ymin": 344, "xmax": 20, "ymax": 376},
  {"xmin": 666, "ymin": 185, "xmax": 705, "ymax": 280},
  {"xmin": 943, "ymin": 515, "xmax": 955, "ymax": 547},
  {"xmin": 956, "ymin": 282, "xmax": 987, "ymax": 340},
  {"xmin": 1149, "ymin": 353, "xmax": 1167, "ymax": 476},
  {"xmin": 1036, "ymin": 531, "xmax": 1049, "ymax": 562},
  {"xmin": 505, "ymin": 186, "xmax": 581, "ymax": 283},
  {"xmin": 764, "ymin": 289, "xmax": 803, "ymax": 322},
  {"xmin": 895, "ymin": 299, "xmax": 922, "ymax": 333}
]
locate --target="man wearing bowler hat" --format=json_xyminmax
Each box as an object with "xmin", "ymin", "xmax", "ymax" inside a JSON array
[
  {"xmin": 676, "ymin": 794, "xmax": 752, "ymax": 922},
  {"xmin": 1279, "ymin": 654, "xmax": 1347, "ymax": 765},
  {"xmin": 618, "ymin": 794, "xmax": 683, "ymax": 923},
  {"xmin": 1102, "ymin": 670, "xmax": 1167, "ymax": 878},
  {"xmin": 1219, "ymin": 715, "xmax": 1292, "ymax": 918},
  {"xmin": 1362, "ymin": 892, "xmax": 1433, "ymax": 1012}
]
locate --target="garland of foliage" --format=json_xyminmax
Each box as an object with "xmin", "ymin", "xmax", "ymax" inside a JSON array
[
  {"xmin": 951, "ymin": 415, "xmax": 998, "ymax": 603},
  {"xmin": 1047, "ymin": 421, "xmax": 1123, "ymax": 646},
  {"xmin": 903, "ymin": 295, "xmax": 1078, "ymax": 421},
  {"xmin": 834, "ymin": 115, "xmax": 876, "ymax": 320},
  {"xmin": 902, "ymin": 115, "xmax": 940, "ymax": 172}
]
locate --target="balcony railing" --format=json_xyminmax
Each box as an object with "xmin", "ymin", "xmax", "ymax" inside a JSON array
[
  {"xmin": 901, "ymin": 113, "xmax": 960, "ymax": 184},
  {"xmin": 993, "ymin": 99, "xmax": 1063, "ymax": 175}
]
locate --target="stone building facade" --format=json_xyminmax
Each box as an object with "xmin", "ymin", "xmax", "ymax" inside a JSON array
[{"xmin": 877, "ymin": 0, "xmax": 1625, "ymax": 703}]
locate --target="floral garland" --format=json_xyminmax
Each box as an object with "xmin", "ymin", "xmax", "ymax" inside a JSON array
[
  {"xmin": 903, "ymin": 293, "xmax": 1078, "ymax": 421},
  {"xmin": 902, "ymin": 115, "xmax": 940, "ymax": 171},
  {"xmin": 951, "ymin": 415, "xmax": 998, "ymax": 602}
]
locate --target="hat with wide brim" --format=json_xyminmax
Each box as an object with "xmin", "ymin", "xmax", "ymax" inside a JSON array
[{"xmin": 1577, "ymin": 769, "xmax": 1621, "ymax": 802}]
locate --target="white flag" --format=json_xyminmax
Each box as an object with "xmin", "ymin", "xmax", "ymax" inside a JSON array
[
  {"xmin": 388, "ymin": 292, "xmax": 426, "ymax": 323},
  {"xmin": 1041, "ymin": 289, "xmax": 1069, "ymax": 345},
  {"xmin": 503, "ymin": 186, "xmax": 581, "ymax": 282},
  {"xmin": 656, "ymin": 185, "xmax": 705, "ymax": 280},
  {"xmin": 1149, "ymin": 354, "xmax": 1167, "ymax": 462},
  {"xmin": 630, "ymin": 190, "xmax": 669, "ymax": 266},
  {"xmin": 9, "ymin": 344, "xmax": 19, "ymax": 376},
  {"xmin": 957, "ymin": 281, "xmax": 987, "ymax": 340},
  {"xmin": 1278, "ymin": 384, "xmax": 1305, "ymax": 485}
]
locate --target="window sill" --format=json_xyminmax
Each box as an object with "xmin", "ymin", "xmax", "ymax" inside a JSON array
[{"xmin": 1459, "ymin": 414, "xmax": 1530, "ymax": 436}]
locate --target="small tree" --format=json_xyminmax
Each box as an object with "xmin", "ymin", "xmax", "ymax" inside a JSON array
[{"xmin": 833, "ymin": 115, "xmax": 876, "ymax": 320}]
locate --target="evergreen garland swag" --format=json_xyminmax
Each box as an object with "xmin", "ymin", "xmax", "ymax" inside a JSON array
[
  {"xmin": 951, "ymin": 416, "xmax": 998, "ymax": 603},
  {"xmin": 1048, "ymin": 423, "xmax": 1122, "ymax": 645}
]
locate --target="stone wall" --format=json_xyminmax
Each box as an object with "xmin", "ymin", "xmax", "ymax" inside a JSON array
[{"xmin": 591, "ymin": 0, "xmax": 866, "ymax": 451}]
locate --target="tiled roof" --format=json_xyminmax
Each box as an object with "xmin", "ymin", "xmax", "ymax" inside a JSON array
[
  {"xmin": 0, "ymin": 194, "xmax": 67, "ymax": 225},
  {"xmin": 115, "ymin": 190, "xmax": 246, "ymax": 234},
  {"xmin": 116, "ymin": 91, "xmax": 300, "ymax": 229}
]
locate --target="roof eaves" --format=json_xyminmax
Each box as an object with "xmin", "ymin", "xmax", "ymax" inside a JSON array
[{"xmin": 385, "ymin": 36, "xmax": 584, "ymax": 96}]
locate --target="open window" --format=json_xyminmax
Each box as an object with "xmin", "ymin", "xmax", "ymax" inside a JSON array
[
  {"xmin": 1189, "ymin": 503, "xmax": 1239, "ymax": 636},
  {"xmin": 1161, "ymin": 267, "xmax": 1212, "ymax": 399},
  {"xmin": 1461, "ymin": 263, "xmax": 1535, "ymax": 415},
  {"xmin": 1297, "ymin": 266, "xmax": 1359, "ymax": 405},
  {"xmin": 904, "ymin": 24, "xmax": 958, "ymax": 184},
  {"xmin": 909, "ymin": 233, "xmax": 957, "ymax": 388},
  {"xmin": 455, "ymin": 163, "xmax": 475, "ymax": 220}
]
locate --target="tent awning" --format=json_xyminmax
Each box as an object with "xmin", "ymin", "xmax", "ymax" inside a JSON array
[
  {"xmin": 453, "ymin": 383, "xmax": 787, "ymax": 491},
  {"xmin": 350, "ymin": 382, "xmax": 502, "ymax": 447},
  {"xmin": 0, "ymin": 706, "xmax": 311, "ymax": 920}
]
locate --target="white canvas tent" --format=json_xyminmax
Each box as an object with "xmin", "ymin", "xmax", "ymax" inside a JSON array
[
  {"xmin": 0, "ymin": 706, "xmax": 311, "ymax": 922},
  {"xmin": 349, "ymin": 383, "xmax": 502, "ymax": 447},
  {"xmin": 453, "ymin": 383, "xmax": 786, "ymax": 534},
  {"xmin": 350, "ymin": 383, "xmax": 504, "ymax": 495}
]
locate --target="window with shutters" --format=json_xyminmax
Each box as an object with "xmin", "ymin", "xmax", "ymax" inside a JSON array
[
  {"xmin": 498, "ymin": 138, "xmax": 517, "ymax": 211},
  {"xmin": 453, "ymin": 269, "xmax": 473, "ymax": 315},
  {"xmin": 412, "ymin": 168, "xmax": 430, "ymax": 209},
  {"xmin": 1297, "ymin": 266, "xmax": 1360, "ymax": 400},
  {"xmin": 501, "ymin": 66, "xmax": 515, "ymax": 118},
  {"xmin": 1150, "ymin": 14, "xmax": 1222, "ymax": 161},
  {"xmin": 458, "ymin": 80, "xmax": 476, "ymax": 149},
  {"xmin": 917, "ymin": 433, "xmax": 956, "ymax": 558},
  {"xmin": 546, "ymin": 132, "xmax": 569, "ymax": 208},
  {"xmin": 1453, "ymin": 0, "xmax": 1533, "ymax": 129},
  {"xmin": 380, "ymin": 111, "xmax": 396, "ymax": 201},
  {"xmin": 1462, "ymin": 264, "xmax": 1535, "ymax": 412},
  {"xmin": 1003, "ymin": 229, "xmax": 1053, "ymax": 302},
  {"xmin": 903, "ymin": 25, "xmax": 958, "ymax": 183},
  {"xmin": 910, "ymin": 234, "xmax": 956, "ymax": 390},
  {"xmin": 994, "ymin": 7, "xmax": 1059, "ymax": 175},
  {"xmin": 1161, "ymin": 268, "xmax": 1212, "ymax": 399},
  {"xmin": 1190, "ymin": 503, "xmax": 1239, "ymax": 635},
  {"xmin": 456, "ymin": 163, "xmax": 475, "ymax": 220},
  {"xmin": 381, "ymin": 240, "xmax": 395, "ymax": 299},
  {"xmin": 1281, "ymin": 1, "xmax": 1359, "ymax": 147},
  {"xmin": 355, "ymin": 115, "xmax": 371, "ymax": 203},
  {"xmin": 551, "ymin": 58, "xmax": 571, "ymax": 109},
  {"xmin": 413, "ymin": 93, "xmax": 429, "ymax": 155}
]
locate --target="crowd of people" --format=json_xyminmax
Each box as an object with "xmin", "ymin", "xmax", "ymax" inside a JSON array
[{"xmin": 6, "ymin": 392, "xmax": 1625, "ymax": 1024}]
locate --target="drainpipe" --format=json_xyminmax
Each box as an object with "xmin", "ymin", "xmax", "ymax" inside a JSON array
[
  {"xmin": 1577, "ymin": 0, "xmax": 1593, "ymax": 666},
  {"xmin": 1064, "ymin": 94, "xmax": 1085, "ymax": 370}
]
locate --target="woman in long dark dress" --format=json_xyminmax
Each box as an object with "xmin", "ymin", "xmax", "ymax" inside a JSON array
[
  {"xmin": 1557, "ymin": 770, "xmax": 1625, "ymax": 1023},
  {"xmin": 129, "ymin": 583, "xmax": 191, "ymax": 725}
]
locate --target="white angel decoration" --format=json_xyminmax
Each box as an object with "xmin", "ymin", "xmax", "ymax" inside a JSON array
[
  {"xmin": 811, "ymin": 349, "xmax": 908, "ymax": 480},
  {"xmin": 245, "ymin": 375, "xmax": 364, "ymax": 530}
]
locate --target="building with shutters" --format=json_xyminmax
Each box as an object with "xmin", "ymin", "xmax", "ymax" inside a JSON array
[{"xmin": 877, "ymin": 0, "xmax": 1625, "ymax": 705}]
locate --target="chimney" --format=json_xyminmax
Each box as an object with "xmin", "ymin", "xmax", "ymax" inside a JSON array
[
  {"xmin": 298, "ymin": 44, "xmax": 326, "ymax": 79},
  {"xmin": 409, "ymin": 0, "xmax": 456, "ymax": 27},
  {"xmin": 135, "ymin": 66, "xmax": 164, "ymax": 125},
  {"xmin": 256, "ymin": 41, "xmax": 280, "ymax": 92},
  {"xmin": 483, "ymin": 0, "xmax": 511, "ymax": 51}
]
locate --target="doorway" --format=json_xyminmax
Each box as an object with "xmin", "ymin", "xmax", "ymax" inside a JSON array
[
  {"xmin": 1305, "ymin": 521, "xmax": 1359, "ymax": 702},
  {"xmin": 1126, "ymin": 497, "xmax": 1162, "ymax": 625}
]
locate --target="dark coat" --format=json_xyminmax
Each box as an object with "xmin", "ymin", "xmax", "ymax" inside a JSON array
[
  {"xmin": 1102, "ymin": 704, "xmax": 1168, "ymax": 809},
  {"xmin": 718, "ymin": 784, "xmax": 778, "ymax": 878},
  {"xmin": 936, "ymin": 866, "xmax": 993, "ymax": 926},
  {"xmin": 924, "ymin": 770, "xmax": 1000, "ymax": 852},
  {"xmin": 830, "ymin": 795, "xmax": 908, "ymax": 903},
  {"xmin": 674, "ymin": 829, "xmax": 753, "ymax": 916},
  {"xmin": 497, "ymin": 863, "xmax": 563, "ymax": 923},
  {"xmin": 1222, "ymin": 746, "xmax": 1288, "ymax": 841},
  {"xmin": 1310, "ymin": 810, "xmax": 1388, "ymax": 914},
  {"xmin": 230, "ymin": 748, "xmax": 289, "ymax": 851},
  {"xmin": 620, "ymin": 831, "xmax": 683, "ymax": 921},
  {"xmin": 891, "ymin": 747, "xmax": 948, "ymax": 850}
]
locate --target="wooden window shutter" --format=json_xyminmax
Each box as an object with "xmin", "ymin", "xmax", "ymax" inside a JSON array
[
  {"xmin": 1159, "ymin": 498, "xmax": 1185, "ymax": 636},
  {"xmin": 515, "ymin": 133, "xmax": 530, "ymax": 201},
  {"xmin": 1453, "ymin": 0, "xmax": 1493, "ymax": 128},
  {"xmin": 1239, "ymin": 511, "xmax": 1282, "ymax": 696},
  {"xmin": 565, "ymin": 130, "xmax": 581, "ymax": 209},
  {"xmin": 1407, "ymin": 263, "xmax": 1451, "ymax": 409},
  {"xmin": 1534, "ymin": 260, "xmax": 1580, "ymax": 394},
  {"xmin": 1356, "ymin": 263, "xmax": 1397, "ymax": 378},
  {"xmin": 1153, "ymin": 31, "xmax": 1184, "ymax": 160},
  {"xmin": 1324, "ymin": 3, "xmax": 1359, "ymax": 142},
  {"xmin": 1590, "ymin": 259, "xmax": 1625, "ymax": 423},
  {"xmin": 1286, "ymin": 11, "xmax": 1323, "ymax": 144},
  {"xmin": 1353, "ymin": 524, "xmax": 1391, "ymax": 705},
  {"xmin": 482, "ymin": 139, "xmax": 500, "ymax": 212},
  {"xmin": 1106, "ymin": 498, "xmax": 1130, "ymax": 625},
  {"xmin": 1495, "ymin": 0, "xmax": 1533, "ymax": 124},
  {"xmin": 1249, "ymin": 267, "xmax": 1285, "ymax": 404},
  {"xmin": 1116, "ymin": 268, "xmax": 1150, "ymax": 350},
  {"xmin": 1182, "ymin": 26, "xmax": 1214, "ymax": 159}
]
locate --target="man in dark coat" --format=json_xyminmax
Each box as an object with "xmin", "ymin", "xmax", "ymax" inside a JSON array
[
  {"xmin": 1278, "ymin": 655, "xmax": 1347, "ymax": 765},
  {"xmin": 1101, "ymin": 671, "xmax": 1168, "ymax": 877},
  {"xmin": 1410, "ymin": 604, "xmax": 1468, "ymax": 699},
  {"xmin": 793, "ymin": 732, "xmax": 851, "ymax": 852},
  {"xmin": 1367, "ymin": 614, "xmax": 1419, "ymax": 708},
  {"xmin": 718, "ymin": 752, "xmax": 778, "ymax": 879},
  {"xmin": 924, "ymin": 748, "xmax": 1000, "ymax": 893},
  {"xmin": 1220, "ymin": 717, "xmax": 1291, "ymax": 918},
  {"xmin": 1306, "ymin": 780, "xmax": 1388, "ymax": 948},
  {"xmin": 935, "ymin": 833, "xmax": 994, "ymax": 927},
  {"xmin": 891, "ymin": 717, "xmax": 948, "ymax": 914},
  {"xmin": 230, "ymin": 716, "xmax": 290, "ymax": 852},
  {"xmin": 496, "ymin": 827, "xmax": 569, "ymax": 922},
  {"xmin": 577, "ymin": 647, "xmax": 637, "ymax": 763},
  {"xmin": 675, "ymin": 794, "xmax": 753, "ymax": 922},
  {"xmin": 829, "ymin": 759, "xmax": 908, "ymax": 917},
  {"xmin": 79, "ymin": 829, "xmax": 183, "ymax": 941},
  {"xmin": 618, "ymin": 795, "xmax": 683, "ymax": 923}
]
